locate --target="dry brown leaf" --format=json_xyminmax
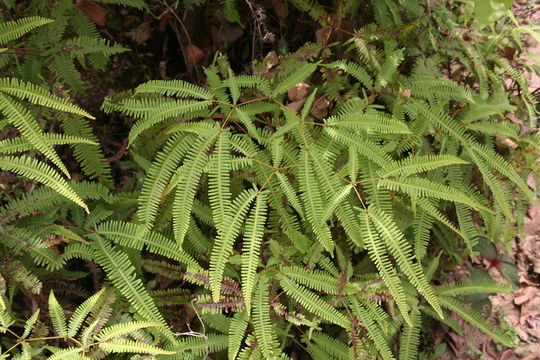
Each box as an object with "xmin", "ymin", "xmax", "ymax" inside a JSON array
[
  {"xmin": 310, "ymin": 96, "xmax": 331, "ymax": 120},
  {"xmin": 271, "ymin": 0, "xmax": 289, "ymax": 24},
  {"xmin": 264, "ymin": 51, "xmax": 279, "ymax": 70},
  {"xmin": 159, "ymin": 61, "xmax": 168, "ymax": 80},
  {"xmin": 496, "ymin": 135, "xmax": 518, "ymax": 149},
  {"xmin": 286, "ymin": 99, "xmax": 306, "ymax": 113},
  {"xmin": 514, "ymin": 286, "xmax": 536, "ymax": 305},
  {"xmin": 76, "ymin": 0, "xmax": 106, "ymax": 27},
  {"xmin": 129, "ymin": 21, "xmax": 151, "ymax": 44},
  {"xmin": 185, "ymin": 45, "xmax": 205, "ymax": 65},
  {"xmin": 287, "ymin": 82, "xmax": 310, "ymax": 102}
]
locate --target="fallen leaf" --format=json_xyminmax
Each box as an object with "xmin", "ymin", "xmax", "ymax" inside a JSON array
[
  {"xmin": 159, "ymin": 61, "xmax": 168, "ymax": 80},
  {"xmin": 288, "ymin": 82, "xmax": 310, "ymax": 102},
  {"xmin": 286, "ymin": 99, "xmax": 305, "ymax": 113},
  {"xmin": 129, "ymin": 21, "xmax": 151, "ymax": 44},
  {"xmin": 264, "ymin": 51, "xmax": 279, "ymax": 70},
  {"xmin": 310, "ymin": 96, "xmax": 331, "ymax": 120},
  {"xmin": 76, "ymin": 0, "xmax": 106, "ymax": 26},
  {"xmin": 185, "ymin": 44, "xmax": 205, "ymax": 65},
  {"xmin": 271, "ymin": 0, "xmax": 288, "ymax": 24},
  {"xmin": 515, "ymin": 286, "xmax": 536, "ymax": 305},
  {"xmin": 496, "ymin": 135, "xmax": 518, "ymax": 149}
]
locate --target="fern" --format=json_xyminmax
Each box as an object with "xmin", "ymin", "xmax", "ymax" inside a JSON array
[{"xmin": 0, "ymin": 16, "xmax": 53, "ymax": 44}]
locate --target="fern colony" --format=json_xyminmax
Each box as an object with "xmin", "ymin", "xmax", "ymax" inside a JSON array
[{"xmin": 1, "ymin": 0, "xmax": 539, "ymax": 359}]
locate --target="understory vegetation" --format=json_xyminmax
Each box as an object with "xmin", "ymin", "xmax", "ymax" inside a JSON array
[{"xmin": 0, "ymin": 0, "xmax": 539, "ymax": 359}]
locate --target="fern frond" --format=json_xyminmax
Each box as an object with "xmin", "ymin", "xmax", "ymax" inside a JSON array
[
  {"xmin": 367, "ymin": 206, "xmax": 443, "ymax": 318},
  {"xmin": 434, "ymin": 280, "xmax": 511, "ymax": 297},
  {"xmin": 228, "ymin": 311, "xmax": 248, "ymax": 360},
  {"xmin": 209, "ymin": 131, "xmax": 232, "ymax": 233},
  {"xmin": 327, "ymin": 61, "xmax": 373, "ymax": 89},
  {"xmin": 173, "ymin": 130, "xmax": 218, "ymax": 245},
  {"xmin": 48, "ymin": 291, "xmax": 67, "ymax": 336},
  {"xmin": 253, "ymin": 276, "xmax": 281, "ymax": 359},
  {"xmin": 98, "ymin": 321, "xmax": 161, "ymax": 341},
  {"xmin": 210, "ymin": 188, "xmax": 258, "ymax": 301},
  {"xmin": 99, "ymin": 339, "xmax": 175, "ymax": 355},
  {"xmin": 271, "ymin": 63, "xmax": 318, "ymax": 97},
  {"xmin": 129, "ymin": 100, "xmax": 212, "ymax": 144},
  {"xmin": 137, "ymin": 133, "xmax": 193, "ymax": 231},
  {"xmin": 379, "ymin": 177, "xmax": 491, "ymax": 212},
  {"xmin": 350, "ymin": 298, "xmax": 395, "ymax": 360},
  {"xmin": 67, "ymin": 289, "xmax": 105, "ymax": 337},
  {"xmin": 438, "ymin": 296, "xmax": 513, "ymax": 346},
  {"xmin": 242, "ymin": 193, "xmax": 267, "ymax": 314},
  {"xmin": 376, "ymin": 155, "xmax": 468, "ymax": 178},
  {"xmin": 90, "ymin": 235, "xmax": 171, "ymax": 337},
  {"xmin": 135, "ymin": 79, "xmax": 213, "ymax": 99},
  {"xmin": 0, "ymin": 78, "xmax": 94, "ymax": 118},
  {"xmin": 324, "ymin": 127, "xmax": 392, "ymax": 166},
  {"xmin": 324, "ymin": 111, "xmax": 410, "ymax": 134},
  {"xmin": 0, "ymin": 16, "xmax": 53, "ymax": 44},
  {"xmin": 96, "ymin": 220, "xmax": 200, "ymax": 270},
  {"xmin": 0, "ymin": 93, "xmax": 69, "ymax": 176},
  {"xmin": 278, "ymin": 275, "xmax": 349, "ymax": 328},
  {"xmin": 0, "ymin": 156, "xmax": 88, "ymax": 212},
  {"xmin": 399, "ymin": 310, "xmax": 421, "ymax": 360}
]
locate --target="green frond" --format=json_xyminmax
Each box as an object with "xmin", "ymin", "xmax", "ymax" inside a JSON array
[
  {"xmin": 210, "ymin": 188, "xmax": 258, "ymax": 301},
  {"xmin": 379, "ymin": 177, "xmax": 491, "ymax": 213},
  {"xmin": 45, "ymin": 347, "xmax": 83, "ymax": 360},
  {"xmin": 376, "ymin": 155, "xmax": 468, "ymax": 178},
  {"xmin": 98, "ymin": 321, "xmax": 161, "ymax": 341},
  {"xmin": 0, "ymin": 78, "xmax": 94, "ymax": 118},
  {"xmin": 137, "ymin": 134, "xmax": 193, "ymax": 231},
  {"xmin": 299, "ymin": 149, "xmax": 333, "ymax": 252},
  {"xmin": 135, "ymin": 79, "xmax": 213, "ymax": 99},
  {"xmin": 367, "ymin": 206, "xmax": 443, "ymax": 319},
  {"xmin": 350, "ymin": 298, "xmax": 395, "ymax": 360},
  {"xmin": 470, "ymin": 144, "xmax": 534, "ymax": 201},
  {"xmin": 309, "ymin": 332, "xmax": 351, "ymax": 360},
  {"xmin": 242, "ymin": 193, "xmax": 267, "ymax": 314},
  {"xmin": 360, "ymin": 210, "xmax": 411, "ymax": 323},
  {"xmin": 97, "ymin": 0, "xmax": 148, "ymax": 9},
  {"xmin": 280, "ymin": 266, "xmax": 358, "ymax": 294},
  {"xmin": 253, "ymin": 276, "xmax": 281, "ymax": 359},
  {"xmin": 228, "ymin": 311, "xmax": 248, "ymax": 360},
  {"xmin": 324, "ymin": 111, "xmax": 410, "ymax": 134},
  {"xmin": 327, "ymin": 60, "xmax": 373, "ymax": 89},
  {"xmin": 409, "ymin": 76, "xmax": 475, "ymax": 103},
  {"xmin": 375, "ymin": 48, "xmax": 403, "ymax": 89},
  {"xmin": 0, "ymin": 155, "xmax": 88, "ymax": 212},
  {"xmin": 271, "ymin": 63, "xmax": 318, "ymax": 97},
  {"xmin": 324, "ymin": 127, "xmax": 392, "ymax": 166},
  {"xmin": 434, "ymin": 280, "xmax": 512, "ymax": 297},
  {"xmin": 399, "ymin": 310, "xmax": 421, "ymax": 360},
  {"xmin": 209, "ymin": 131, "xmax": 232, "ymax": 232},
  {"xmin": 0, "ymin": 133, "xmax": 98, "ymax": 154},
  {"xmin": 0, "ymin": 16, "xmax": 53, "ymax": 44},
  {"xmin": 0, "ymin": 93, "xmax": 69, "ymax": 176},
  {"xmin": 173, "ymin": 130, "xmax": 218, "ymax": 245},
  {"xmin": 48, "ymin": 291, "xmax": 67, "ymax": 336},
  {"xmin": 96, "ymin": 220, "xmax": 200, "ymax": 270},
  {"xmin": 22, "ymin": 309, "xmax": 40, "ymax": 339},
  {"xmin": 128, "ymin": 99, "xmax": 213, "ymax": 144},
  {"xmin": 64, "ymin": 36, "xmax": 128, "ymax": 59},
  {"xmin": 67, "ymin": 289, "xmax": 105, "ymax": 337},
  {"xmin": 99, "ymin": 339, "xmax": 175, "ymax": 355},
  {"xmin": 89, "ymin": 235, "xmax": 171, "ymax": 337},
  {"xmin": 438, "ymin": 296, "xmax": 513, "ymax": 346},
  {"xmin": 278, "ymin": 275, "xmax": 349, "ymax": 328},
  {"xmin": 169, "ymin": 334, "xmax": 228, "ymax": 358}
]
